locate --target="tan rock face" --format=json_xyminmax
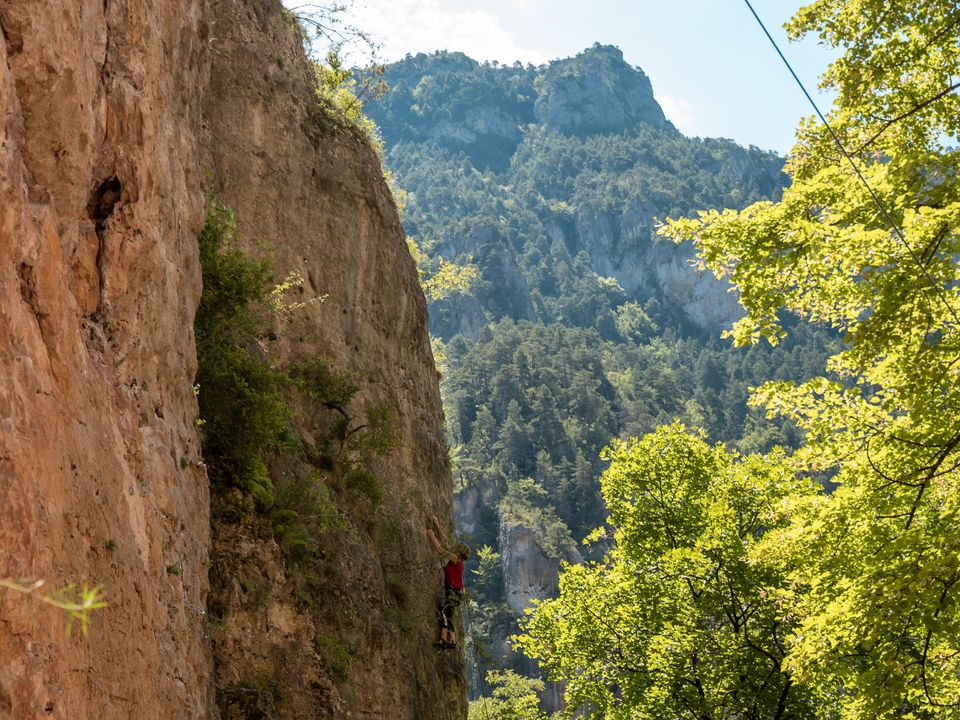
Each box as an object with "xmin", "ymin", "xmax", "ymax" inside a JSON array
[
  {"xmin": 0, "ymin": 1, "xmax": 211, "ymax": 718},
  {"xmin": 1, "ymin": 0, "xmax": 461, "ymax": 716},
  {"xmin": 201, "ymin": 1, "xmax": 466, "ymax": 718}
]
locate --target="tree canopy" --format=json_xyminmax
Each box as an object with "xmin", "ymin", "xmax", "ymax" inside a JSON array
[
  {"xmin": 516, "ymin": 424, "xmax": 818, "ymax": 720},
  {"xmin": 662, "ymin": 2, "xmax": 960, "ymax": 715},
  {"xmin": 518, "ymin": 1, "xmax": 960, "ymax": 717}
]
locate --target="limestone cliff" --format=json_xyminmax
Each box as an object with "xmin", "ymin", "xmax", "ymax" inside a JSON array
[
  {"xmin": 535, "ymin": 45, "xmax": 666, "ymax": 135},
  {"xmin": 498, "ymin": 519, "xmax": 580, "ymax": 616},
  {"xmin": 564, "ymin": 211, "xmax": 748, "ymax": 332},
  {"xmin": 202, "ymin": 1, "xmax": 465, "ymax": 718},
  {"xmin": 0, "ymin": 0, "xmax": 463, "ymax": 718},
  {"xmin": 0, "ymin": 1, "xmax": 211, "ymax": 717},
  {"xmin": 369, "ymin": 48, "xmax": 785, "ymax": 338}
]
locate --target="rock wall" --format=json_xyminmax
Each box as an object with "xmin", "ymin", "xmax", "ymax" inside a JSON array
[
  {"xmin": 435, "ymin": 213, "xmax": 745, "ymax": 339},
  {"xmin": 1, "ymin": 0, "xmax": 463, "ymax": 718},
  {"xmin": 499, "ymin": 519, "xmax": 580, "ymax": 616},
  {"xmin": 535, "ymin": 45, "xmax": 666, "ymax": 135},
  {"xmin": 570, "ymin": 211, "xmax": 746, "ymax": 332},
  {"xmin": 201, "ymin": 1, "xmax": 466, "ymax": 718},
  {"xmin": 493, "ymin": 518, "xmax": 580, "ymax": 713},
  {"xmin": 0, "ymin": 1, "xmax": 211, "ymax": 718}
]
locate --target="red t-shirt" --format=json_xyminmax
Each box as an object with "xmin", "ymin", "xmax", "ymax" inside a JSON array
[{"xmin": 444, "ymin": 559, "xmax": 464, "ymax": 590}]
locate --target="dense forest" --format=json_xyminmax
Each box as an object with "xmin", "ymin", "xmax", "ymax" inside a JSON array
[{"xmin": 367, "ymin": 42, "xmax": 840, "ymax": 709}]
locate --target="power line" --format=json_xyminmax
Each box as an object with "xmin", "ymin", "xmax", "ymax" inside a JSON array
[{"xmin": 742, "ymin": 0, "xmax": 960, "ymax": 327}]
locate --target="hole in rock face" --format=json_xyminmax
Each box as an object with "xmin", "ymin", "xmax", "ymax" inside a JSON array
[
  {"xmin": 17, "ymin": 262, "xmax": 37, "ymax": 312},
  {"xmin": 87, "ymin": 176, "xmax": 122, "ymax": 234},
  {"xmin": 1, "ymin": 19, "xmax": 24, "ymax": 56},
  {"xmin": 84, "ymin": 176, "xmax": 122, "ymax": 320}
]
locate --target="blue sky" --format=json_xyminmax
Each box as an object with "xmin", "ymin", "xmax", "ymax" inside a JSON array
[{"xmin": 336, "ymin": 0, "xmax": 837, "ymax": 154}]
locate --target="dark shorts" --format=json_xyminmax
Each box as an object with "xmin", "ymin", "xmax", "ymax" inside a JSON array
[{"xmin": 439, "ymin": 586, "xmax": 464, "ymax": 630}]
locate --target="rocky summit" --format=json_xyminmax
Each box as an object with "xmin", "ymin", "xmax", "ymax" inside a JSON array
[{"xmin": 534, "ymin": 45, "xmax": 666, "ymax": 134}]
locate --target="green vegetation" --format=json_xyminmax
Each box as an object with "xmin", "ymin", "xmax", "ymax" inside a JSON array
[
  {"xmin": 468, "ymin": 670, "xmax": 548, "ymax": 720},
  {"xmin": 513, "ymin": 2, "xmax": 960, "ymax": 718},
  {"xmin": 290, "ymin": 355, "xmax": 395, "ymax": 509},
  {"xmin": 195, "ymin": 199, "xmax": 391, "ymax": 559},
  {"xmin": 270, "ymin": 471, "xmax": 343, "ymax": 562},
  {"xmin": 444, "ymin": 319, "xmax": 830, "ymax": 547},
  {"xmin": 381, "ymin": 128, "xmax": 783, "ymax": 339},
  {"xmin": 285, "ymin": 0, "xmax": 387, "ymax": 150},
  {"xmin": 314, "ymin": 53, "xmax": 384, "ymax": 153},
  {"xmin": 0, "ymin": 578, "xmax": 107, "ymax": 637},
  {"xmin": 660, "ymin": 2, "xmax": 960, "ymax": 715},
  {"xmin": 195, "ymin": 199, "xmax": 289, "ymax": 509},
  {"xmin": 499, "ymin": 479, "xmax": 575, "ymax": 562},
  {"xmin": 407, "ymin": 236, "xmax": 480, "ymax": 301},
  {"xmin": 516, "ymin": 425, "xmax": 816, "ymax": 719},
  {"xmin": 314, "ymin": 631, "xmax": 352, "ymax": 684}
]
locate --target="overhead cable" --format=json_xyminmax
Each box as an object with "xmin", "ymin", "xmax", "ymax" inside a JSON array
[{"xmin": 742, "ymin": 0, "xmax": 960, "ymax": 327}]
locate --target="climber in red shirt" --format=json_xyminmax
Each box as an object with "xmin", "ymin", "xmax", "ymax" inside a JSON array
[{"xmin": 426, "ymin": 513, "xmax": 470, "ymax": 649}]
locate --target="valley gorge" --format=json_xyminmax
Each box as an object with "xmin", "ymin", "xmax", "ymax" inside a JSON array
[{"xmin": 367, "ymin": 45, "xmax": 832, "ymax": 710}]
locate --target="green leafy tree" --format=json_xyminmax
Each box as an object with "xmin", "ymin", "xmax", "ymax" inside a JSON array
[
  {"xmin": 468, "ymin": 670, "xmax": 549, "ymax": 720},
  {"xmin": 194, "ymin": 200, "xmax": 290, "ymax": 508},
  {"xmin": 661, "ymin": 2, "xmax": 960, "ymax": 716},
  {"xmin": 407, "ymin": 236, "xmax": 479, "ymax": 300},
  {"xmin": 516, "ymin": 424, "xmax": 818, "ymax": 720}
]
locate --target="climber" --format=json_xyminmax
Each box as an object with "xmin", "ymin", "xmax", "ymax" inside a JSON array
[{"xmin": 426, "ymin": 513, "xmax": 470, "ymax": 649}]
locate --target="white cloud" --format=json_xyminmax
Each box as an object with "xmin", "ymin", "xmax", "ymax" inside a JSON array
[
  {"xmin": 511, "ymin": 0, "xmax": 544, "ymax": 21},
  {"xmin": 657, "ymin": 94, "xmax": 697, "ymax": 134},
  {"xmin": 344, "ymin": 0, "xmax": 547, "ymax": 65}
]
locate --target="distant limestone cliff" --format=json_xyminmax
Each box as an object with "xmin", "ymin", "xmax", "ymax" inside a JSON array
[{"xmin": 368, "ymin": 45, "xmax": 786, "ymax": 339}]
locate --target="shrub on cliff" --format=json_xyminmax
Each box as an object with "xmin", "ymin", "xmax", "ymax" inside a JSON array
[
  {"xmin": 194, "ymin": 200, "xmax": 290, "ymax": 508},
  {"xmin": 314, "ymin": 51, "xmax": 384, "ymax": 155},
  {"xmin": 195, "ymin": 200, "xmax": 394, "ymax": 536}
]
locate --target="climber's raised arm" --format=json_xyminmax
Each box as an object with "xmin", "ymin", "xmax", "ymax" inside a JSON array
[{"xmin": 426, "ymin": 524, "xmax": 446, "ymax": 557}]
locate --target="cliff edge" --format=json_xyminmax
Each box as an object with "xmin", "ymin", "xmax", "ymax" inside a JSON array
[{"xmin": 201, "ymin": 1, "xmax": 465, "ymax": 718}]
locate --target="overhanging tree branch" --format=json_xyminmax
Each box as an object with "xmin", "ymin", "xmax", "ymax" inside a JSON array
[{"xmin": 857, "ymin": 81, "xmax": 960, "ymax": 152}]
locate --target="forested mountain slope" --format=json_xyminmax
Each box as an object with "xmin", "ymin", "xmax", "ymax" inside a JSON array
[
  {"xmin": 370, "ymin": 45, "xmax": 786, "ymax": 339},
  {"xmin": 368, "ymin": 44, "xmax": 835, "ymax": 705}
]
